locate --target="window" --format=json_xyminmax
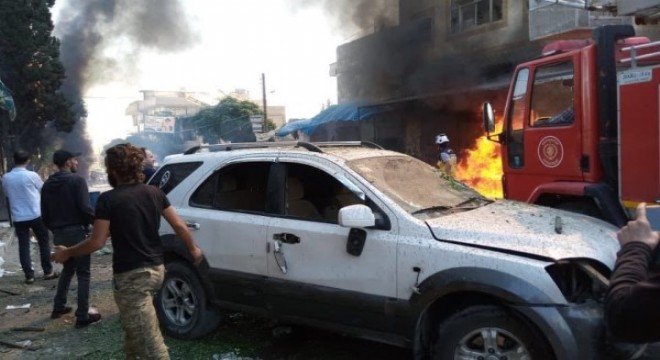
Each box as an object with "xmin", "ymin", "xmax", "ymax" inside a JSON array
[
  {"xmin": 529, "ymin": 61, "xmax": 575, "ymax": 127},
  {"xmin": 285, "ymin": 163, "xmax": 363, "ymax": 223},
  {"xmin": 450, "ymin": 0, "xmax": 503, "ymax": 33},
  {"xmin": 190, "ymin": 162, "xmax": 270, "ymax": 213},
  {"xmin": 506, "ymin": 68, "xmax": 529, "ymax": 169},
  {"xmin": 149, "ymin": 161, "xmax": 202, "ymax": 194}
]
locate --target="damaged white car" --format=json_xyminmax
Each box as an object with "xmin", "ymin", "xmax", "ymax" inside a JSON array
[{"xmin": 151, "ymin": 141, "xmax": 636, "ymax": 360}]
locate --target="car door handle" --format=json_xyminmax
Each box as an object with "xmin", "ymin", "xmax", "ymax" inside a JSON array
[
  {"xmin": 272, "ymin": 233, "xmax": 300, "ymax": 244},
  {"xmin": 185, "ymin": 221, "xmax": 201, "ymax": 231}
]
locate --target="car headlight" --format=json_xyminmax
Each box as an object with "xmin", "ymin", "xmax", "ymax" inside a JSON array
[{"xmin": 545, "ymin": 260, "xmax": 611, "ymax": 303}]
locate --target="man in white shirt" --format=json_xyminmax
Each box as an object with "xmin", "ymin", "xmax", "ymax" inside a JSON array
[{"xmin": 2, "ymin": 150, "xmax": 58, "ymax": 284}]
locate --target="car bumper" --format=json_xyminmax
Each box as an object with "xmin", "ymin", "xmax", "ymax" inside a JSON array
[{"xmin": 514, "ymin": 300, "xmax": 645, "ymax": 360}]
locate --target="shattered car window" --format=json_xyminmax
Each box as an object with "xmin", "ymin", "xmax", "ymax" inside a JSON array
[{"xmin": 347, "ymin": 155, "xmax": 485, "ymax": 217}]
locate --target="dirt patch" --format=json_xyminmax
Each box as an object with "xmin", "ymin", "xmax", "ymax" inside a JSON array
[{"xmin": 0, "ymin": 237, "xmax": 119, "ymax": 360}]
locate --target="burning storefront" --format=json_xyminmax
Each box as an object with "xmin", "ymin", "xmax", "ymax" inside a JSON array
[{"xmin": 311, "ymin": 0, "xmax": 658, "ymax": 197}]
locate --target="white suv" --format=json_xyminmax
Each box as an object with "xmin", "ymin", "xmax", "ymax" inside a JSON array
[{"xmin": 151, "ymin": 141, "xmax": 632, "ymax": 360}]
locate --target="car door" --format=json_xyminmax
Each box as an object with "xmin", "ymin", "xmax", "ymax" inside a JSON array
[
  {"xmin": 176, "ymin": 160, "xmax": 273, "ymax": 310},
  {"xmin": 264, "ymin": 159, "xmax": 399, "ymax": 332}
]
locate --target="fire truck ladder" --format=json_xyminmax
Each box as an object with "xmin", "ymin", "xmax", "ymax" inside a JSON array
[{"xmin": 619, "ymin": 40, "xmax": 660, "ymax": 67}]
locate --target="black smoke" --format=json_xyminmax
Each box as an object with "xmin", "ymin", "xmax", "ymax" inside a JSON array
[
  {"xmin": 288, "ymin": 0, "xmax": 398, "ymax": 36},
  {"xmin": 55, "ymin": 0, "xmax": 199, "ymax": 100},
  {"xmin": 49, "ymin": 0, "xmax": 199, "ymax": 175}
]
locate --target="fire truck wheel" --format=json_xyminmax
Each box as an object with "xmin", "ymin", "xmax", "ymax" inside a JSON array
[{"xmin": 433, "ymin": 305, "xmax": 553, "ymax": 360}]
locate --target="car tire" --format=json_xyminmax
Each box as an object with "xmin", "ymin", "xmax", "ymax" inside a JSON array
[
  {"xmin": 433, "ymin": 305, "xmax": 553, "ymax": 360},
  {"xmin": 155, "ymin": 261, "xmax": 221, "ymax": 339}
]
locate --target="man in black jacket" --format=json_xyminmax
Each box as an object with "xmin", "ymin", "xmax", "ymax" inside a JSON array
[
  {"xmin": 41, "ymin": 150, "xmax": 100, "ymax": 328},
  {"xmin": 605, "ymin": 203, "xmax": 660, "ymax": 343}
]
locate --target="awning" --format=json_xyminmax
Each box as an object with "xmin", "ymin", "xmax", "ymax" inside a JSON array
[{"xmin": 275, "ymin": 102, "xmax": 384, "ymax": 137}]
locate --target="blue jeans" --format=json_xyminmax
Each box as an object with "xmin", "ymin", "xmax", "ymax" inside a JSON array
[
  {"xmin": 52, "ymin": 227, "xmax": 91, "ymax": 321},
  {"xmin": 13, "ymin": 217, "xmax": 52, "ymax": 279}
]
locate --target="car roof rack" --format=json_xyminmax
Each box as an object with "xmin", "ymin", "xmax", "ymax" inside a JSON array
[{"xmin": 183, "ymin": 141, "xmax": 383, "ymax": 155}]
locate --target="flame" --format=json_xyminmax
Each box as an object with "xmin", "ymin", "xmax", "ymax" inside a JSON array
[{"xmin": 455, "ymin": 116, "xmax": 504, "ymax": 199}]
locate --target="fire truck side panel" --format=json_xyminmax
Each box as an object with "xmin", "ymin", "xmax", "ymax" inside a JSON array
[{"xmin": 617, "ymin": 64, "xmax": 660, "ymax": 206}]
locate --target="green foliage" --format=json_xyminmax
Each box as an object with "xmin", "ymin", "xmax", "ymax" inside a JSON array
[
  {"xmin": 183, "ymin": 97, "xmax": 259, "ymax": 143},
  {"xmin": 0, "ymin": 0, "xmax": 78, "ymax": 155},
  {"xmin": 265, "ymin": 118, "xmax": 277, "ymax": 132}
]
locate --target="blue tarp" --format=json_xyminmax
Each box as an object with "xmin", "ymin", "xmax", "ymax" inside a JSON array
[{"xmin": 275, "ymin": 102, "xmax": 382, "ymax": 137}]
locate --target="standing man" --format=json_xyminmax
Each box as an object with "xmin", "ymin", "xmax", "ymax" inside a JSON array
[
  {"xmin": 435, "ymin": 133, "xmax": 457, "ymax": 177},
  {"xmin": 1, "ymin": 150, "xmax": 57, "ymax": 284},
  {"xmin": 53, "ymin": 143, "xmax": 203, "ymax": 358},
  {"xmin": 141, "ymin": 147, "xmax": 157, "ymax": 183},
  {"xmin": 41, "ymin": 150, "xmax": 99, "ymax": 327}
]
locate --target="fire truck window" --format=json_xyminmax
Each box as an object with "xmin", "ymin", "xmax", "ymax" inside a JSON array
[
  {"xmin": 530, "ymin": 61, "xmax": 575, "ymax": 127},
  {"xmin": 507, "ymin": 68, "xmax": 529, "ymax": 169}
]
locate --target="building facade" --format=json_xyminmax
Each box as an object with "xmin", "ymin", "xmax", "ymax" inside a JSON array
[{"xmin": 325, "ymin": 0, "xmax": 660, "ymax": 164}]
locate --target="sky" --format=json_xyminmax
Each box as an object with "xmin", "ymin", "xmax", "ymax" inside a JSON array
[{"xmin": 51, "ymin": 0, "xmax": 345, "ymax": 153}]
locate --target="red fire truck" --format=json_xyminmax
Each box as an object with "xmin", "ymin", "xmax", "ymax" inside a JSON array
[{"xmin": 483, "ymin": 24, "xmax": 660, "ymax": 229}]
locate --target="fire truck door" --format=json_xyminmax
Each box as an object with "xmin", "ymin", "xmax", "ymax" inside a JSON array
[{"xmin": 505, "ymin": 60, "xmax": 583, "ymax": 200}]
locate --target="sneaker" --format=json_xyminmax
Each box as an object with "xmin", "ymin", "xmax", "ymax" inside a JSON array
[
  {"xmin": 50, "ymin": 306, "xmax": 73, "ymax": 319},
  {"xmin": 24, "ymin": 277, "xmax": 35, "ymax": 284},
  {"xmin": 43, "ymin": 271, "xmax": 59, "ymax": 280},
  {"xmin": 75, "ymin": 313, "xmax": 101, "ymax": 328}
]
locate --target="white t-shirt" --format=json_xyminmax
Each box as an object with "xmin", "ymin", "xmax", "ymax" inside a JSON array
[{"xmin": 1, "ymin": 167, "xmax": 43, "ymax": 222}]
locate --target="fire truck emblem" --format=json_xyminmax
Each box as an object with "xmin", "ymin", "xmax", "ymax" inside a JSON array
[{"xmin": 538, "ymin": 136, "xmax": 563, "ymax": 168}]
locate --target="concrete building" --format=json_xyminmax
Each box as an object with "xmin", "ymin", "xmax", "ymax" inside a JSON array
[
  {"xmin": 125, "ymin": 90, "xmax": 209, "ymax": 134},
  {"xmin": 303, "ymin": 1, "xmax": 660, "ymax": 164}
]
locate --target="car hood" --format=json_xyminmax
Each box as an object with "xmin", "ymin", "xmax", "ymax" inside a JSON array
[{"xmin": 425, "ymin": 200, "xmax": 620, "ymax": 267}]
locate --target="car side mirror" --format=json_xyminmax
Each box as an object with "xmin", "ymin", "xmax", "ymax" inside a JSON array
[
  {"xmin": 338, "ymin": 204, "xmax": 375, "ymax": 228},
  {"xmin": 483, "ymin": 102, "xmax": 503, "ymax": 144},
  {"xmin": 483, "ymin": 102, "xmax": 495, "ymax": 133}
]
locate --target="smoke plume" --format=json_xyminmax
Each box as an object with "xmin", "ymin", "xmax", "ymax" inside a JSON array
[
  {"xmin": 49, "ymin": 0, "xmax": 199, "ymax": 171},
  {"xmin": 288, "ymin": 0, "xmax": 398, "ymax": 37},
  {"xmin": 55, "ymin": 0, "xmax": 199, "ymax": 100}
]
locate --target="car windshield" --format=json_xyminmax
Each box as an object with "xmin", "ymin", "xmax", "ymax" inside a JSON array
[{"xmin": 347, "ymin": 155, "xmax": 489, "ymax": 218}]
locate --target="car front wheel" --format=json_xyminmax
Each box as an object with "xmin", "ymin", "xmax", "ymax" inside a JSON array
[
  {"xmin": 155, "ymin": 261, "xmax": 221, "ymax": 339},
  {"xmin": 433, "ymin": 305, "xmax": 552, "ymax": 360}
]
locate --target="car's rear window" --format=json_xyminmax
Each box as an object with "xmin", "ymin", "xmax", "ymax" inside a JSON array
[{"xmin": 148, "ymin": 161, "xmax": 203, "ymax": 194}]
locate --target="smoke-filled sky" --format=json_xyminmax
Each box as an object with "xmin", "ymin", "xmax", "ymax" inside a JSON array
[{"xmin": 50, "ymin": 0, "xmax": 396, "ymax": 152}]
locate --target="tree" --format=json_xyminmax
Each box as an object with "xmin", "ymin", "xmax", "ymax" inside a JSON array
[
  {"xmin": 0, "ymin": 0, "xmax": 79, "ymax": 172},
  {"xmin": 183, "ymin": 97, "xmax": 259, "ymax": 144}
]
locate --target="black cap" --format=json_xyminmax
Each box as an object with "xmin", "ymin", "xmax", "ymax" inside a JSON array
[{"xmin": 53, "ymin": 150, "xmax": 81, "ymax": 167}]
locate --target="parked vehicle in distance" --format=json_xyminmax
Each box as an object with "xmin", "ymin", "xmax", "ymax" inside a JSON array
[{"xmin": 150, "ymin": 141, "xmax": 638, "ymax": 360}]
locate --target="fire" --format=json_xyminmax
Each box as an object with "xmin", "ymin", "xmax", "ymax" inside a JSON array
[{"xmin": 455, "ymin": 116, "xmax": 504, "ymax": 199}]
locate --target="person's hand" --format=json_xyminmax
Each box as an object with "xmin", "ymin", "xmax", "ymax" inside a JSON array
[
  {"xmin": 189, "ymin": 246, "xmax": 204, "ymax": 266},
  {"xmin": 617, "ymin": 203, "xmax": 660, "ymax": 250},
  {"xmin": 51, "ymin": 245, "xmax": 70, "ymax": 264}
]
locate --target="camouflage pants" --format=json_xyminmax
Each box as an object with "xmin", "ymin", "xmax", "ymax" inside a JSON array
[{"xmin": 113, "ymin": 265, "xmax": 169, "ymax": 360}]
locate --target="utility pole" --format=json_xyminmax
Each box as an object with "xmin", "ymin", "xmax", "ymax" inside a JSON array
[{"xmin": 261, "ymin": 73, "xmax": 267, "ymax": 129}]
